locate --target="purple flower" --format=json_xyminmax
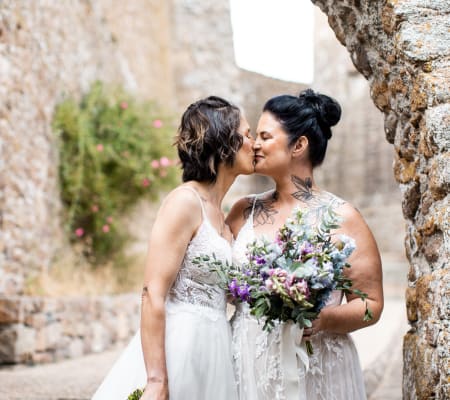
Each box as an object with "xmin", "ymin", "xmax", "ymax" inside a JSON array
[
  {"xmin": 255, "ymin": 256, "xmax": 266, "ymax": 265},
  {"xmin": 237, "ymin": 284, "xmax": 251, "ymax": 301},
  {"xmin": 228, "ymin": 279, "xmax": 238, "ymax": 297},
  {"xmin": 300, "ymin": 241, "xmax": 314, "ymax": 256}
]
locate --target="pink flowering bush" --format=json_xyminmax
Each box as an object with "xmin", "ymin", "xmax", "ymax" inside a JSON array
[{"xmin": 53, "ymin": 81, "xmax": 179, "ymax": 263}]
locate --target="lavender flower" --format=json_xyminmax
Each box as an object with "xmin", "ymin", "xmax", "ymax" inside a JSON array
[{"xmin": 237, "ymin": 283, "xmax": 251, "ymax": 301}]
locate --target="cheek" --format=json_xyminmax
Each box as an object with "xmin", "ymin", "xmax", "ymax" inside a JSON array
[{"xmin": 244, "ymin": 140, "xmax": 254, "ymax": 152}]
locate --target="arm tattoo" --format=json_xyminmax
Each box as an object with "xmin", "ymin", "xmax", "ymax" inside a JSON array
[
  {"xmin": 243, "ymin": 191, "xmax": 279, "ymax": 226},
  {"xmin": 290, "ymin": 175, "xmax": 314, "ymax": 201},
  {"xmin": 141, "ymin": 286, "xmax": 149, "ymax": 299}
]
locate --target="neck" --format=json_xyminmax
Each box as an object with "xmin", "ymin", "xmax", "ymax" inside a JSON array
[
  {"xmin": 196, "ymin": 167, "xmax": 236, "ymax": 208},
  {"xmin": 273, "ymin": 166, "xmax": 317, "ymax": 204}
]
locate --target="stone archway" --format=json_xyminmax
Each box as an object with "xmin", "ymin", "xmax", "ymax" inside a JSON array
[{"xmin": 311, "ymin": 1, "xmax": 449, "ymax": 398}]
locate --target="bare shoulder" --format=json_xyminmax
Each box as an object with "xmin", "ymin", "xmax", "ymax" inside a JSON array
[
  {"xmin": 335, "ymin": 200, "xmax": 364, "ymax": 224},
  {"xmin": 333, "ymin": 198, "xmax": 377, "ymax": 244},
  {"xmin": 155, "ymin": 186, "xmax": 202, "ymax": 229}
]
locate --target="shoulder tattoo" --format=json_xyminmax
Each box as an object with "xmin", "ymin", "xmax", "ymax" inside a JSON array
[{"xmin": 243, "ymin": 192, "xmax": 279, "ymax": 226}]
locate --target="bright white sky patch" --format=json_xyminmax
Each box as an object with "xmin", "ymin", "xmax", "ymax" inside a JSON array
[{"xmin": 229, "ymin": 0, "xmax": 314, "ymax": 84}]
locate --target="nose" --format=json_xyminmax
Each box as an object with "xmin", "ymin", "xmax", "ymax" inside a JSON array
[{"xmin": 253, "ymin": 139, "xmax": 261, "ymax": 150}]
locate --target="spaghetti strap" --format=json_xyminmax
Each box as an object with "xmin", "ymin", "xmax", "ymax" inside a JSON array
[
  {"xmin": 248, "ymin": 189, "xmax": 275, "ymax": 220},
  {"xmin": 250, "ymin": 195, "xmax": 258, "ymax": 217},
  {"xmin": 175, "ymin": 186, "xmax": 206, "ymax": 217}
]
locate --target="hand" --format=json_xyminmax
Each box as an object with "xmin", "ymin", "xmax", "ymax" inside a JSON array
[
  {"xmin": 141, "ymin": 380, "xmax": 169, "ymax": 400},
  {"xmin": 303, "ymin": 318, "xmax": 323, "ymax": 340}
]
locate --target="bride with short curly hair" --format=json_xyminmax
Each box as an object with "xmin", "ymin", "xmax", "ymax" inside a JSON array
[{"xmin": 92, "ymin": 96, "xmax": 254, "ymax": 400}]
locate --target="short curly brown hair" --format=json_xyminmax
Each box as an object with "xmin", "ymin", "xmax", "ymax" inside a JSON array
[{"xmin": 174, "ymin": 96, "xmax": 243, "ymax": 183}]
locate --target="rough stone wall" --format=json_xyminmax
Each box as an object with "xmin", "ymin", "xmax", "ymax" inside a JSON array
[
  {"xmin": 310, "ymin": 1, "xmax": 450, "ymax": 398},
  {"xmin": 0, "ymin": 294, "xmax": 140, "ymax": 364},
  {"xmin": 0, "ymin": 0, "xmax": 173, "ymax": 296},
  {"xmin": 312, "ymin": 7, "xmax": 404, "ymax": 255},
  {"xmin": 0, "ymin": 0, "xmax": 173, "ymax": 364},
  {"xmin": 169, "ymin": 0, "xmax": 244, "ymax": 109}
]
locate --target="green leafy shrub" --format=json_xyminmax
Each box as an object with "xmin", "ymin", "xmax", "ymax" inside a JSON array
[{"xmin": 53, "ymin": 81, "xmax": 179, "ymax": 263}]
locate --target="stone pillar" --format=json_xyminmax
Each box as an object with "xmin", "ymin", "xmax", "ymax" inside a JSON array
[{"xmin": 310, "ymin": 1, "xmax": 450, "ymax": 398}]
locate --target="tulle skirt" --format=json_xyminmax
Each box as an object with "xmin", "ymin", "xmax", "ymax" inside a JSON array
[
  {"xmin": 231, "ymin": 305, "xmax": 366, "ymax": 400},
  {"xmin": 92, "ymin": 301, "xmax": 238, "ymax": 400}
]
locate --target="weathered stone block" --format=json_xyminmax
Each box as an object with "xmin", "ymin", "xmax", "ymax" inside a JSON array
[
  {"xmin": 0, "ymin": 297, "xmax": 22, "ymax": 324},
  {"xmin": 426, "ymin": 104, "xmax": 450, "ymax": 152},
  {"xmin": 381, "ymin": 3, "xmax": 398, "ymax": 34},
  {"xmin": 24, "ymin": 313, "xmax": 46, "ymax": 329},
  {"xmin": 394, "ymin": 156, "xmax": 418, "ymax": 184},
  {"xmin": 398, "ymin": 16, "xmax": 450, "ymax": 62},
  {"xmin": 406, "ymin": 287, "xmax": 418, "ymax": 322},
  {"xmin": 402, "ymin": 181, "xmax": 421, "ymax": 220},
  {"xmin": 434, "ymin": 197, "xmax": 450, "ymax": 236},
  {"xmin": 429, "ymin": 153, "xmax": 450, "ymax": 197},
  {"xmin": 384, "ymin": 110, "xmax": 398, "ymax": 143},
  {"xmin": 416, "ymin": 274, "xmax": 433, "ymax": 320},
  {"xmin": 414, "ymin": 341, "xmax": 439, "ymax": 399},
  {"xmin": 31, "ymin": 351, "xmax": 54, "ymax": 364},
  {"xmin": 422, "ymin": 232, "xmax": 443, "ymax": 264},
  {"xmin": 419, "ymin": 215, "xmax": 438, "ymax": 237},
  {"xmin": 35, "ymin": 323, "xmax": 62, "ymax": 352},
  {"xmin": 371, "ymin": 79, "xmax": 390, "ymax": 111},
  {"xmin": 0, "ymin": 324, "xmax": 18, "ymax": 363},
  {"xmin": 435, "ymin": 270, "xmax": 450, "ymax": 319},
  {"xmin": 422, "ymin": 68, "xmax": 450, "ymax": 106},
  {"xmin": 395, "ymin": 0, "xmax": 450, "ymax": 15},
  {"xmin": 411, "ymin": 78, "xmax": 428, "ymax": 112},
  {"xmin": 425, "ymin": 320, "xmax": 440, "ymax": 346},
  {"xmin": 418, "ymin": 125, "xmax": 437, "ymax": 158},
  {"xmin": 14, "ymin": 325, "xmax": 36, "ymax": 363}
]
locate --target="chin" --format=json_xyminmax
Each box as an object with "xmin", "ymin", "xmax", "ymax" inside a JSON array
[{"xmin": 253, "ymin": 163, "xmax": 265, "ymax": 174}]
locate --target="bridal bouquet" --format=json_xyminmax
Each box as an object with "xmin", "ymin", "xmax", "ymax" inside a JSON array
[{"xmin": 195, "ymin": 206, "xmax": 372, "ymax": 355}]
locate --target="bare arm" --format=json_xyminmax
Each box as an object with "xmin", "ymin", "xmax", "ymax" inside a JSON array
[
  {"xmin": 307, "ymin": 203, "xmax": 384, "ymax": 336},
  {"xmin": 140, "ymin": 190, "xmax": 201, "ymax": 399}
]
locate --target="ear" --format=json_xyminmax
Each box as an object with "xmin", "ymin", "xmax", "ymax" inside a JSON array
[{"xmin": 292, "ymin": 136, "xmax": 308, "ymax": 158}]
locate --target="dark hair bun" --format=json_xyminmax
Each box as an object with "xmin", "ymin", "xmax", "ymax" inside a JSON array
[
  {"xmin": 298, "ymin": 89, "xmax": 341, "ymax": 137},
  {"xmin": 318, "ymin": 94, "xmax": 341, "ymax": 128}
]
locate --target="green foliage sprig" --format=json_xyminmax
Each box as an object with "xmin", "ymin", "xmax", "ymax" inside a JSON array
[
  {"xmin": 52, "ymin": 81, "xmax": 179, "ymax": 263},
  {"xmin": 127, "ymin": 388, "xmax": 144, "ymax": 400}
]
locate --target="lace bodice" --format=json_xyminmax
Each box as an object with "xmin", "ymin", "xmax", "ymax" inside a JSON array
[
  {"xmin": 167, "ymin": 188, "xmax": 232, "ymax": 312},
  {"xmin": 233, "ymin": 191, "xmax": 346, "ymax": 307},
  {"xmin": 231, "ymin": 191, "xmax": 364, "ymax": 400}
]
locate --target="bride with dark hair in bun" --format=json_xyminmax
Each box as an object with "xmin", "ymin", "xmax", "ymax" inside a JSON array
[{"xmin": 227, "ymin": 89, "xmax": 383, "ymax": 399}]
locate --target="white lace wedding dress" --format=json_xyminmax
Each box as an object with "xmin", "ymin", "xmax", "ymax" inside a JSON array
[
  {"xmin": 92, "ymin": 188, "xmax": 238, "ymax": 400},
  {"xmin": 231, "ymin": 194, "xmax": 367, "ymax": 400}
]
